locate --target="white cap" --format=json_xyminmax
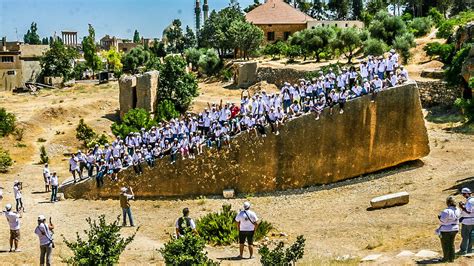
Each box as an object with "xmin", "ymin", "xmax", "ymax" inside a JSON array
[
  {"xmin": 243, "ymin": 201, "xmax": 251, "ymax": 210},
  {"xmin": 14, "ymin": 180, "xmax": 19, "ymax": 184},
  {"xmin": 461, "ymin": 188, "xmax": 472, "ymax": 194},
  {"xmin": 120, "ymin": 187, "xmax": 127, "ymax": 193},
  {"xmin": 38, "ymin": 215, "xmax": 46, "ymax": 221},
  {"xmin": 5, "ymin": 204, "xmax": 12, "ymax": 211}
]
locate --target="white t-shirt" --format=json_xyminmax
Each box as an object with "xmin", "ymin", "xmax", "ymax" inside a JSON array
[
  {"xmin": 235, "ymin": 210, "xmax": 258, "ymax": 231},
  {"xmin": 5, "ymin": 211, "xmax": 20, "ymax": 230},
  {"xmin": 50, "ymin": 175, "xmax": 59, "ymax": 186},
  {"xmin": 461, "ymin": 197, "xmax": 474, "ymax": 225},
  {"xmin": 13, "ymin": 186, "xmax": 21, "ymax": 200},
  {"xmin": 35, "ymin": 223, "xmax": 53, "ymax": 246},
  {"xmin": 43, "ymin": 167, "xmax": 50, "ymax": 178}
]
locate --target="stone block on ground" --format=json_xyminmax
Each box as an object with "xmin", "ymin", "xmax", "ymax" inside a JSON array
[
  {"xmin": 234, "ymin": 61, "xmax": 257, "ymax": 88},
  {"xmin": 396, "ymin": 250, "xmax": 415, "ymax": 257},
  {"xmin": 361, "ymin": 254, "xmax": 382, "ymax": 262},
  {"xmin": 57, "ymin": 193, "xmax": 66, "ymax": 201},
  {"xmin": 370, "ymin": 191, "xmax": 409, "ymax": 209},
  {"xmin": 223, "ymin": 189, "xmax": 235, "ymax": 199},
  {"xmin": 119, "ymin": 75, "xmax": 137, "ymax": 118},
  {"xmin": 415, "ymin": 250, "xmax": 439, "ymax": 258},
  {"xmin": 136, "ymin": 70, "xmax": 159, "ymax": 114}
]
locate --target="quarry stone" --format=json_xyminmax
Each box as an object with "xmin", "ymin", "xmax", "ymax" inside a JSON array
[
  {"xmin": 361, "ymin": 254, "xmax": 382, "ymax": 262},
  {"xmin": 396, "ymin": 250, "xmax": 415, "ymax": 257},
  {"xmin": 370, "ymin": 192, "xmax": 409, "ymax": 209},
  {"xmin": 57, "ymin": 193, "xmax": 66, "ymax": 201},
  {"xmin": 234, "ymin": 61, "xmax": 257, "ymax": 88},
  {"xmin": 119, "ymin": 75, "xmax": 137, "ymax": 118},
  {"xmin": 415, "ymin": 250, "xmax": 439, "ymax": 258},
  {"xmin": 223, "ymin": 189, "xmax": 235, "ymax": 199},
  {"xmin": 60, "ymin": 82, "xmax": 430, "ymax": 199},
  {"xmin": 136, "ymin": 70, "xmax": 159, "ymax": 114}
]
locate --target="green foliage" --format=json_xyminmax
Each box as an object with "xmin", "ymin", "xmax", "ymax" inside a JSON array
[
  {"xmin": 133, "ymin": 29, "xmax": 141, "ymax": 43},
  {"xmin": 446, "ymin": 45, "xmax": 472, "ymax": 85},
  {"xmin": 392, "ymin": 32, "xmax": 416, "ymax": 64},
  {"xmin": 165, "ymin": 19, "xmax": 185, "ymax": 54},
  {"xmin": 102, "ymin": 49, "xmax": 123, "ymax": 74},
  {"xmin": 228, "ymin": 20, "xmax": 264, "ymax": 59},
  {"xmin": 436, "ymin": 11, "xmax": 474, "ymax": 39},
  {"xmin": 262, "ymin": 41, "xmax": 286, "ymax": 59},
  {"xmin": 283, "ymin": 44, "xmax": 301, "ymax": 61},
  {"xmin": 76, "ymin": 119, "xmax": 96, "ymax": 147},
  {"xmin": 111, "ymin": 108, "xmax": 156, "ymax": 138},
  {"xmin": 328, "ymin": 0, "xmax": 349, "ymax": 19},
  {"xmin": 40, "ymin": 40, "xmax": 78, "ymax": 80},
  {"xmin": 63, "ymin": 215, "xmax": 137, "ymax": 265},
  {"xmin": 198, "ymin": 49, "xmax": 222, "ymax": 76},
  {"xmin": 455, "ymin": 98, "xmax": 474, "ymax": 122},
  {"xmin": 259, "ymin": 235, "xmax": 306, "ymax": 266},
  {"xmin": 365, "ymin": 0, "xmax": 388, "ymax": 17},
  {"xmin": 86, "ymin": 134, "xmax": 109, "ymax": 149},
  {"xmin": 0, "ymin": 108, "xmax": 16, "ymax": 137},
  {"xmin": 122, "ymin": 46, "xmax": 155, "ymax": 74},
  {"xmin": 82, "ymin": 24, "xmax": 103, "ymax": 75},
  {"xmin": 159, "ymin": 233, "xmax": 217, "ymax": 266},
  {"xmin": 184, "ymin": 26, "xmax": 197, "ymax": 50},
  {"xmin": 196, "ymin": 204, "xmax": 273, "ymax": 246},
  {"xmin": 330, "ymin": 27, "xmax": 363, "ymax": 63},
  {"xmin": 409, "ymin": 17, "xmax": 433, "ymax": 37},
  {"xmin": 428, "ymin": 7, "xmax": 444, "ymax": 26},
  {"xmin": 159, "ymin": 55, "xmax": 199, "ymax": 112},
  {"xmin": 368, "ymin": 11, "xmax": 407, "ymax": 45},
  {"xmin": 289, "ymin": 26, "xmax": 335, "ymax": 61},
  {"xmin": 150, "ymin": 39, "xmax": 167, "ymax": 58},
  {"xmin": 0, "ymin": 147, "xmax": 13, "ymax": 173},
  {"xmin": 23, "ymin": 22, "xmax": 41, "ymax": 44},
  {"xmin": 39, "ymin": 145, "xmax": 49, "ymax": 164},
  {"xmin": 73, "ymin": 61, "xmax": 88, "ymax": 80},
  {"xmin": 423, "ymin": 42, "xmax": 455, "ymax": 63},
  {"xmin": 363, "ymin": 38, "xmax": 388, "ymax": 56},
  {"xmin": 220, "ymin": 68, "xmax": 233, "ymax": 82},
  {"xmin": 156, "ymin": 99, "xmax": 180, "ymax": 122},
  {"xmin": 184, "ymin": 48, "xmax": 202, "ymax": 70}
]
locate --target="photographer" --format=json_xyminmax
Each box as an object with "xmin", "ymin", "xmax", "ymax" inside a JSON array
[
  {"xmin": 458, "ymin": 187, "xmax": 474, "ymax": 255},
  {"xmin": 13, "ymin": 181, "xmax": 24, "ymax": 212},
  {"xmin": 235, "ymin": 201, "xmax": 259, "ymax": 260},
  {"xmin": 34, "ymin": 215, "xmax": 54, "ymax": 266},
  {"xmin": 4, "ymin": 203, "xmax": 22, "ymax": 252},
  {"xmin": 119, "ymin": 187, "xmax": 135, "ymax": 227}
]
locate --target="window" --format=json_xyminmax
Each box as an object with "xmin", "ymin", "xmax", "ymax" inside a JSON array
[
  {"xmin": 1, "ymin": 56, "xmax": 14, "ymax": 63},
  {"xmin": 267, "ymin": 32, "xmax": 275, "ymax": 41},
  {"xmin": 284, "ymin": 32, "xmax": 291, "ymax": 40},
  {"xmin": 345, "ymin": 23, "xmax": 349, "ymax": 27}
]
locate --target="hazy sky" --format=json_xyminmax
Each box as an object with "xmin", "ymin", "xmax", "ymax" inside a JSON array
[{"xmin": 1, "ymin": 0, "xmax": 255, "ymax": 41}]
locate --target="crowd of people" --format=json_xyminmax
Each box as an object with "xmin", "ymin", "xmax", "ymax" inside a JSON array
[{"xmin": 66, "ymin": 51, "xmax": 410, "ymax": 188}]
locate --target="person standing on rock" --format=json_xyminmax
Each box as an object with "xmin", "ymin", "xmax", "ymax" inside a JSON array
[
  {"xmin": 43, "ymin": 164, "xmax": 50, "ymax": 192},
  {"xmin": 69, "ymin": 154, "xmax": 81, "ymax": 183},
  {"xmin": 175, "ymin": 207, "xmax": 197, "ymax": 238},
  {"xmin": 50, "ymin": 172, "xmax": 59, "ymax": 203},
  {"xmin": 437, "ymin": 196, "xmax": 460, "ymax": 263},
  {"xmin": 119, "ymin": 187, "xmax": 135, "ymax": 227},
  {"xmin": 5, "ymin": 204, "xmax": 21, "ymax": 252},
  {"xmin": 458, "ymin": 187, "xmax": 474, "ymax": 255},
  {"xmin": 235, "ymin": 201, "xmax": 259, "ymax": 259},
  {"xmin": 34, "ymin": 215, "xmax": 54, "ymax": 266}
]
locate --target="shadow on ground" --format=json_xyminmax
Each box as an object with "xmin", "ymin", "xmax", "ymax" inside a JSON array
[{"xmin": 443, "ymin": 176, "xmax": 474, "ymax": 195}]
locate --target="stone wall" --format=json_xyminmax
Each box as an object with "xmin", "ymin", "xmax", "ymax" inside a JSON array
[
  {"xmin": 119, "ymin": 70, "xmax": 159, "ymax": 118},
  {"xmin": 416, "ymin": 80, "xmax": 461, "ymax": 107},
  {"xmin": 60, "ymin": 82, "xmax": 430, "ymax": 199},
  {"xmin": 256, "ymin": 67, "xmax": 310, "ymax": 87}
]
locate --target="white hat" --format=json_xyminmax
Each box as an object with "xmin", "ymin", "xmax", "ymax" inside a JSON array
[
  {"xmin": 461, "ymin": 188, "xmax": 472, "ymax": 194},
  {"xmin": 14, "ymin": 180, "xmax": 19, "ymax": 184},
  {"xmin": 120, "ymin": 187, "xmax": 127, "ymax": 193},
  {"xmin": 243, "ymin": 201, "xmax": 251, "ymax": 210},
  {"xmin": 38, "ymin": 215, "xmax": 46, "ymax": 221},
  {"xmin": 5, "ymin": 204, "xmax": 12, "ymax": 211}
]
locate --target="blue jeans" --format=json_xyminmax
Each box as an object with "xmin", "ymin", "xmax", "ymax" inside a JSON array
[
  {"xmin": 122, "ymin": 208, "xmax": 134, "ymax": 226},
  {"xmin": 460, "ymin": 224, "xmax": 474, "ymax": 253},
  {"xmin": 50, "ymin": 186, "xmax": 58, "ymax": 202}
]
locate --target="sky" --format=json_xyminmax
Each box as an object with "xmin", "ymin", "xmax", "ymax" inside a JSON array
[{"xmin": 0, "ymin": 0, "xmax": 255, "ymax": 41}]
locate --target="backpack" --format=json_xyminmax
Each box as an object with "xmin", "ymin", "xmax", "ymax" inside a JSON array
[{"xmin": 177, "ymin": 217, "xmax": 191, "ymax": 235}]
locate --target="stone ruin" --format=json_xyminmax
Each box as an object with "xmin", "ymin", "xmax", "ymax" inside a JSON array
[
  {"xmin": 233, "ymin": 61, "xmax": 257, "ymax": 88},
  {"xmin": 119, "ymin": 70, "xmax": 159, "ymax": 118}
]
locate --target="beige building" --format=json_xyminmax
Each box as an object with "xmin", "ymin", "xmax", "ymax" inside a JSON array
[
  {"xmin": 245, "ymin": 0, "xmax": 315, "ymax": 43},
  {"xmin": 0, "ymin": 39, "xmax": 49, "ymax": 91},
  {"xmin": 100, "ymin": 35, "xmax": 154, "ymax": 53},
  {"xmin": 307, "ymin": 20, "xmax": 364, "ymax": 29}
]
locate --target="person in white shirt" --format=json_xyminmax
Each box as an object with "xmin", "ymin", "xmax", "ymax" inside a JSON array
[
  {"xmin": 438, "ymin": 196, "xmax": 460, "ymax": 262},
  {"xmin": 459, "ymin": 187, "xmax": 474, "ymax": 255},
  {"xmin": 235, "ymin": 201, "xmax": 259, "ymax": 259},
  {"xmin": 5, "ymin": 204, "xmax": 21, "ymax": 252},
  {"xmin": 68, "ymin": 154, "xmax": 82, "ymax": 183},
  {"xmin": 175, "ymin": 207, "xmax": 197, "ymax": 237},
  {"xmin": 35, "ymin": 215, "xmax": 54, "ymax": 266},
  {"xmin": 43, "ymin": 163, "xmax": 50, "ymax": 192},
  {"xmin": 50, "ymin": 172, "xmax": 59, "ymax": 202},
  {"xmin": 13, "ymin": 181, "xmax": 23, "ymax": 212}
]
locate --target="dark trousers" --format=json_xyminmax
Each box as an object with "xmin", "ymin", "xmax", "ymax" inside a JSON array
[
  {"xmin": 96, "ymin": 172, "xmax": 104, "ymax": 187},
  {"xmin": 50, "ymin": 186, "xmax": 58, "ymax": 202},
  {"xmin": 440, "ymin": 231, "xmax": 457, "ymax": 262},
  {"xmin": 460, "ymin": 224, "xmax": 474, "ymax": 253},
  {"xmin": 133, "ymin": 164, "xmax": 142, "ymax": 174},
  {"xmin": 15, "ymin": 198, "xmax": 23, "ymax": 212}
]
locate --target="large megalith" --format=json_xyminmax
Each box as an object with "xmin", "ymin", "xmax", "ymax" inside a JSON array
[{"xmin": 119, "ymin": 70, "xmax": 159, "ymax": 118}]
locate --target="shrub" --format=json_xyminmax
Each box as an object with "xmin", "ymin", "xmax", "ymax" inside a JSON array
[
  {"xmin": 428, "ymin": 7, "xmax": 444, "ymax": 26},
  {"xmin": 122, "ymin": 46, "xmax": 154, "ymax": 74},
  {"xmin": 283, "ymin": 44, "xmax": 301, "ymax": 60},
  {"xmin": 424, "ymin": 42, "xmax": 455, "ymax": 63},
  {"xmin": 446, "ymin": 45, "xmax": 472, "ymax": 85},
  {"xmin": 76, "ymin": 119, "xmax": 96, "ymax": 147},
  {"xmin": 409, "ymin": 17, "xmax": 433, "ymax": 37},
  {"xmin": 155, "ymin": 99, "xmax": 180, "ymax": 122},
  {"xmin": 0, "ymin": 147, "xmax": 13, "ymax": 173},
  {"xmin": 159, "ymin": 233, "xmax": 217, "ymax": 265},
  {"xmin": 220, "ymin": 68, "xmax": 233, "ymax": 82},
  {"xmin": 73, "ymin": 61, "xmax": 88, "ymax": 80},
  {"xmin": 111, "ymin": 108, "xmax": 156, "ymax": 138},
  {"xmin": 392, "ymin": 32, "xmax": 416, "ymax": 64},
  {"xmin": 85, "ymin": 134, "xmax": 109, "ymax": 149},
  {"xmin": 63, "ymin": 215, "xmax": 138, "ymax": 265},
  {"xmin": 198, "ymin": 49, "xmax": 222, "ymax": 76},
  {"xmin": 0, "ymin": 108, "xmax": 16, "ymax": 137},
  {"xmin": 263, "ymin": 41, "xmax": 286, "ymax": 59},
  {"xmin": 437, "ymin": 20, "xmax": 456, "ymax": 39},
  {"xmin": 39, "ymin": 145, "xmax": 49, "ymax": 164},
  {"xmin": 259, "ymin": 235, "xmax": 306, "ymax": 266},
  {"xmin": 196, "ymin": 204, "xmax": 273, "ymax": 246},
  {"xmin": 455, "ymin": 98, "xmax": 474, "ymax": 122},
  {"xmin": 184, "ymin": 48, "xmax": 202, "ymax": 70},
  {"xmin": 13, "ymin": 127, "xmax": 25, "ymax": 141},
  {"xmin": 368, "ymin": 11, "xmax": 407, "ymax": 45},
  {"xmin": 363, "ymin": 38, "xmax": 388, "ymax": 56}
]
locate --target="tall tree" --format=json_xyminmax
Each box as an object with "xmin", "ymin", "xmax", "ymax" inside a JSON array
[
  {"xmin": 82, "ymin": 24, "xmax": 102, "ymax": 77},
  {"xmin": 307, "ymin": 0, "xmax": 328, "ymax": 19},
  {"xmin": 23, "ymin": 22, "xmax": 41, "ymax": 44},
  {"xmin": 352, "ymin": 0, "xmax": 363, "ymax": 19},
  {"xmin": 183, "ymin": 26, "xmax": 197, "ymax": 50},
  {"xmin": 244, "ymin": 0, "xmax": 261, "ymax": 13},
  {"xmin": 366, "ymin": 0, "xmax": 388, "ymax": 15},
  {"xmin": 150, "ymin": 39, "xmax": 167, "ymax": 58},
  {"xmin": 229, "ymin": 20, "xmax": 264, "ymax": 59},
  {"xmin": 328, "ymin": 0, "xmax": 350, "ymax": 19},
  {"xmin": 101, "ymin": 49, "xmax": 123, "ymax": 73},
  {"xmin": 165, "ymin": 19, "xmax": 185, "ymax": 54},
  {"xmin": 451, "ymin": 0, "xmax": 473, "ymax": 15},
  {"xmin": 133, "ymin": 30, "xmax": 141, "ymax": 43},
  {"xmin": 330, "ymin": 28, "xmax": 363, "ymax": 63},
  {"xmin": 289, "ymin": 27, "xmax": 336, "ymax": 62},
  {"xmin": 436, "ymin": 0, "xmax": 453, "ymax": 17},
  {"xmin": 40, "ymin": 40, "xmax": 78, "ymax": 80}
]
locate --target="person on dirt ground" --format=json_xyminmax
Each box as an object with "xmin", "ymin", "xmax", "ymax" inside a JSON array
[
  {"xmin": 119, "ymin": 187, "xmax": 135, "ymax": 227},
  {"xmin": 35, "ymin": 215, "xmax": 54, "ymax": 266},
  {"xmin": 175, "ymin": 207, "xmax": 197, "ymax": 238},
  {"xmin": 68, "ymin": 153, "xmax": 81, "ymax": 183},
  {"xmin": 235, "ymin": 201, "xmax": 259, "ymax": 260},
  {"xmin": 13, "ymin": 181, "xmax": 24, "ymax": 212},
  {"xmin": 4, "ymin": 204, "xmax": 22, "ymax": 252},
  {"xmin": 437, "ymin": 196, "xmax": 460, "ymax": 263},
  {"xmin": 458, "ymin": 187, "xmax": 474, "ymax": 255},
  {"xmin": 42, "ymin": 163, "xmax": 50, "ymax": 192},
  {"xmin": 50, "ymin": 172, "xmax": 59, "ymax": 203}
]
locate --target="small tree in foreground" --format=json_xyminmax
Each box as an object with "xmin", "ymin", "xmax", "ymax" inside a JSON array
[
  {"xmin": 0, "ymin": 108, "xmax": 16, "ymax": 137},
  {"xmin": 259, "ymin": 235, "xmax": 306, "ymax": 266},
  {"xmin": 111, "ymin": 108, "xmax": 156, "ymax": 138},
  {"xmin": 39, "ymin": 145, "xmax": 49, "ymax": 164},
  {"xmin": 63, "ymin": 215, "xmax": 138, "ymax": 265},
  {"xmin": 76, "ymin": 119, "xmax": 96, "ymax": 147},
  {"xmin": 0, "ymin": 147, "xmax": 13, "ymax": 173},
  {"xmin": 159, "ymin": 233, "xmax": 217, "ymax": 265}
]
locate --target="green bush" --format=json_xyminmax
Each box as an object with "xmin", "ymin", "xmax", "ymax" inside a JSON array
[
  {"xmin": 446, "ymin": 44, "xmax": 472, "ymax": 85},
  {"xmin": 283, "ymin": 44, "xmax": 301, "ymax": 60},
  {"xmin": 455, "ymin": 98, "xmax": 474, "ymax": 122},
  {"xmin": 111, "ymin": 108, "xmax": 156, "ymax": 138},
  {"xmin": 85, "ymin": 134, "xmax": 109, "ymax": 149},
  {"xmin": 76, "ymin": 119, "xmax": 96, "ymax": 147},
  {"xmin": 0, "ymin": 147, "xmax": 13, "ymax": 173},
  {"xmin": 263, "ymin": 41, "xmax": 286, "ymax": 59},
  {"xmin": 156, "ymin": 99, "xmax": 180, "ymax": 122},
  {"xmin": 409, "ymin": 17, "xmax": 433, "ymax": 37},
  {"xmin": 73, "ymin": 61, "xmax": 88, "ymax": 80},
  {"xmin": 392, "ymin": 32, "xmax": 416, "ymax": 64},
  {"xmin": 368, "ymin": 11, "xmax": 407, "ymax": 45},
  {"xmin": 428, "ymin": 7, "xmax": 444, "ymax": 26},
  {"xmin": 424, "ymin": 42, "xmax": 455, "ymax": 63},
  {"xmin": 0, "ymin": 108, "xmax": 16, "ymax": 137},
  {"xmin": 436, "ymin": 11, "xmax": 474, "ymax": 39},
  {"xmin": 198, "ymin": 49, "xmax": 222, "ymax": 76},
  {"xmin": 196, "ymin": 204, "xmax": 273, "ymax": 246},
  {"xmin": 184, "ymin": 48, "xmax": 202, "ymax": 70},
  {"xmin": 159, "ymin": 233, "xmax": 217, "ymax": 265},
  {"xmin": 63, "ymin": 215, "xmax": 138, "ymax": 265},
  {"xmin": 39, "ymin": 145, "xmax": 49, "ymax": 164},
  {"xmin": 363, "ymin": 38, "xmax": 388, "ymax": 56},
  {"xmin": 259, "ymin": 235, "xmax": 306, "ymax": 266},
  {"xmin": 220, "ymin": 68, "xmax": 233, "ymax": 82}
]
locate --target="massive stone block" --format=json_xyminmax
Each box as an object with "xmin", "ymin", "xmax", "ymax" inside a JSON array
[
  {"xmin": 136, "ymin": 70, "xmax": 159, "ymax": 114},
  {"xmin": 119, "ymin": 75, "xmax": 136, "ymax": 118},
  {"xmin": 234, "ymin": 62, "xmax": 257, "ymax": 88},
  {"xmin": 61, "ymin": 82, "xmax": 430, "ymax": 199}
]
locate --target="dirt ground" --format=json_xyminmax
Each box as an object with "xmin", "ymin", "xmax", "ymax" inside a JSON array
[{"xmin": 0, "ymin": 31, "xmax": 473, "ymax": 265}]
